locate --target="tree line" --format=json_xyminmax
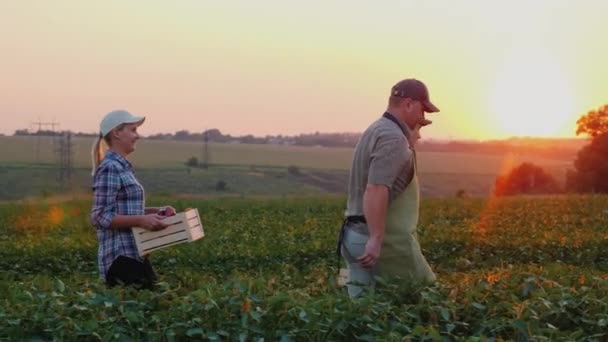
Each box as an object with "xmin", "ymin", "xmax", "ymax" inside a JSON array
[
  {"xmin": 495, "ymin": 105, "xmax": 608, "ymax": 196},
  {"xmin": 12, "ymin": 127, "xmax": 583, "ymax": 158}
]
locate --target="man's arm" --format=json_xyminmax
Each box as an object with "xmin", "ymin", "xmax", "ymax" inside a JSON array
[
  {"xmin": 358, "ymin": 184, "xmax": 389, "ymax": 268},
  {"xmin": 358, "ymin": 132, "xmax": 412, "ymax": 268}
]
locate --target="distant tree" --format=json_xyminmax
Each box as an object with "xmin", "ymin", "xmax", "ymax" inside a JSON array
[
  {"xmin": 566, "ymin": 132, "xmax": 608, "ymax": 193},
  {"xmin": 204, "ymin": 129, "xmax": 230, "ymax": 142},
  {"xmin": 186, "ymin": 157, "xmax": 199, "ymax": 167},
  {"xmin": 215, "ymin": 180, "xmax": 227, "ymax": 191},
  {"xmin": 174, "ymin": 130, "xmax": 192, "ymax": 140},
  {"xmin": 576, "ymin": 104, "xmax": 608, "ymax": 138},
  {"xmin": 73, "ymin": 131, "xmax": 97, "ymax": 137},
  {"xmin": 287, "ymin": 165, "xmax": 301, "ymax": 176},
  {"xmin": 565, "ymin": 105, "xmax": 608, "ymax": 193},
  {"xmin": 34, "ymin": 130, "xmax": 59, "ymax": 136},
  {"xmin": 455, "ymin": 189, "xmax": 468, "ymax": 198},
  {"xmin": 13, "ymin": 129, "xmax": 29, "ymax": 136},
  {"xmin": 494, "ymin": 162, "xmax": 560, "ymax": 196},
  {"xmin": 147, "ymin": 133, "xmax": 173, "ymax": 140},
  {"xmin": 240, "ymin": 135, "xmax": 267, "ymax": 144}
]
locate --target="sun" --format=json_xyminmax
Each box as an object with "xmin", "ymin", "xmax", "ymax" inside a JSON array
[{"xmin": 489, "ymin": 47, "xmax": 576, "ymax": 137}]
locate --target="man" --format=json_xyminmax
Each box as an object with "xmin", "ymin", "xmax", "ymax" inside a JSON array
[{"xmin": 339, "ymin": 78, "xmax": 439, "ymax": 297}]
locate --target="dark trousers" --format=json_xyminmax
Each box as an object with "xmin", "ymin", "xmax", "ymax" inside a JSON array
[{"xmin": 105, "ymin": 256, "xmax": 157, "ymax": 290}]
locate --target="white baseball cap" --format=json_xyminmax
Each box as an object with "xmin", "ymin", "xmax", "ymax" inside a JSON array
[{"xmin": 100, "ymin": 110, "xmax": 145, "ymax": 136}]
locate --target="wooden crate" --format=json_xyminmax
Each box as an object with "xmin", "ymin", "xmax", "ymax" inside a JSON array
[{"xmin": 132, "ymin": 208, "xmax": 204, "ymax": 256}]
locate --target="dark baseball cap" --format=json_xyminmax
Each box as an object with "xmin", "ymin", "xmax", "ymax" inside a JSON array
[{"xmin": 391, "ymin": 79, "xmax": 440, "ymax": 113}]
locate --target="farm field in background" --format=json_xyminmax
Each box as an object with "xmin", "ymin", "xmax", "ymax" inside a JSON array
[
  {"xmin": 2, "ymin": 195, "xmax": 608, "ymax": 340},
  {"xmin": 0, "ymin": 165, "xmax": 330, "ymax": 201},
  {"xmin": 0, "ymin": 136, "xmax": 571, "ymax": 173},
  {"xmin": 0, "ymin": 136, "xmax": 574, "ymax": 200}
]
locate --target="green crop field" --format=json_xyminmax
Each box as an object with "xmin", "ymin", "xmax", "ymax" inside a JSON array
[{"xmin": 2, "ymin": 195, "xmax": 608, "ymax": 340}]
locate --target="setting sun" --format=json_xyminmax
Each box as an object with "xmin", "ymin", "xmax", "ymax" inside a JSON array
[
  {"xmin": 1, "ymin": 0, "xmax": 607, "ymax": 140},
  {"xmin": 489, "ymin": 47, "xmax": 576, "ymax": 137}
]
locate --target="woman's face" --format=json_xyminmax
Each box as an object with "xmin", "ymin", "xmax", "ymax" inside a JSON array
[
  {"xmin": 110, "ymin": 123, "xmax": 141, "ymax": 154},
  {"xmin": 409, "ymin": 124, "xmax": 422, "ymax": 147}
]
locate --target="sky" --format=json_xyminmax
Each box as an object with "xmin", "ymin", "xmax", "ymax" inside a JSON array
[{"xmin": 1, "ymin": 0, "xmax": 607, "ymax": 140}]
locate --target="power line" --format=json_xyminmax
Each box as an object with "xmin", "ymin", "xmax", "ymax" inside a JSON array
[
  {"xmin": 56, "ymin": 131, "xmax": 74, "ymax": 188},
  {"xmin": 202, "ymin": 130, "xmax": 210, "ymax": 169},
  {"xmin": 30, "ymin": 119, "xmax": 60, "ymax": 163},
  {"xmin": 30, "ymin": 120, "xmax": 60, "ymax": 132}
]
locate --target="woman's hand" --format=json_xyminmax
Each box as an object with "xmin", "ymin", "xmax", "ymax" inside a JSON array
[
  {"xmin": 139, "ymin": 214, "xmax": 169, "ymax": 231},
  {"xmin": 158, "ymin": 206, "xmax": 177, "ymax": 217}
]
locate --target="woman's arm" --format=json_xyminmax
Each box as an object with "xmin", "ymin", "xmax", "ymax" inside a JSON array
[
  {"xmin": 145, "ymin": 207, "xmax": 162, "ymax": 215},
  {"xmin": 91, "ymin": 164, "xmax": 121, "ymax": 229},
  {"xmin": 110, "ymin": 214, "xmax": 167, "ymax": 231},
  {"xmin": 91, "ymin": 165, "xmax": 168, "ymax": 231}
]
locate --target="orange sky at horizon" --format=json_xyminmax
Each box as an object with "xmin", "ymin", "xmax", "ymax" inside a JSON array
[{"xmin": 1, "ymin": 0, "xmax": 607, "ymax": 140}]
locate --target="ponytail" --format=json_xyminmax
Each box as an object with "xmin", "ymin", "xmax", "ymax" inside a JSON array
[{"xmin": 91, "ymin": 133, "xmax": 105, "ymax": 176}]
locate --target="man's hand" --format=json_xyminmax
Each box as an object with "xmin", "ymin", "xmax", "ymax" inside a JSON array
[
  {"xmin": 139, "ymin": 214, "xmax": 169, "ymax": 231},
  {"xmin": 358, "ymin": 237, "xmax": 382, "ymax": 268}
]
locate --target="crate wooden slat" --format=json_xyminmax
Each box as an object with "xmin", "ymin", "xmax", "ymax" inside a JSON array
[{"xmin": 132, "ymin": 208, "xmax": 204, "ymax": 256}]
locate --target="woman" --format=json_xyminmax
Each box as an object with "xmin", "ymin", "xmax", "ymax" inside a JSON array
[
  {"xmin": 90, "ymin": 109, "xmax": 175, "ymax": 289},
  {"xmin": 409, "ymin": 118, "xmax": 431, "ymax": 147}
]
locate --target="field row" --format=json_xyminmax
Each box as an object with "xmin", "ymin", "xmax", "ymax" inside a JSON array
[{"xmin": 1, "ymin": 195, "xmax": 608, "ymax": 339}]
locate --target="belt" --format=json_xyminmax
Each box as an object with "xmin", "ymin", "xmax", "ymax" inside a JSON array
[{"xmin": 345, "ymin": 215, "xmax": 366, "ymax": 224}]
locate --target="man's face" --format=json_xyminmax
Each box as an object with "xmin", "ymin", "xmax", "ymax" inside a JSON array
[{"xmin": 400, "ymin": 99, "xmax": 426, "ymax": 129}]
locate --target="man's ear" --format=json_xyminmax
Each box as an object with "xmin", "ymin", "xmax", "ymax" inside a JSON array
[{"xmin": 403, "ymin": 98, "xmax": 415, "ymax": 111}]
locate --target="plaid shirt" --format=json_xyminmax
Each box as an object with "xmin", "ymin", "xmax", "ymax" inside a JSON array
[{"xmin": 91, "ymin": 150, "xmax": 145, "ymax": 280}]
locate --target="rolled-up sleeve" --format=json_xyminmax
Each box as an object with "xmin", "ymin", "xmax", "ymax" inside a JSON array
[
  {"xmin": 91, "ymin": 164, "xmax": 120, "ymax": 229},
  {"xmin": 368, "ymin": 134, "xmax": 412, "ymax": 188}
]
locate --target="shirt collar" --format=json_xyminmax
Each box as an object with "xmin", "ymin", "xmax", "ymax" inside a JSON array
[
  {"xmin": 382, "ymin": 112, "xmax": 412, "ymax": 139},
  {"xmin": 105, "ymin": 150, "xmax": 133, "ymax": 170}
]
